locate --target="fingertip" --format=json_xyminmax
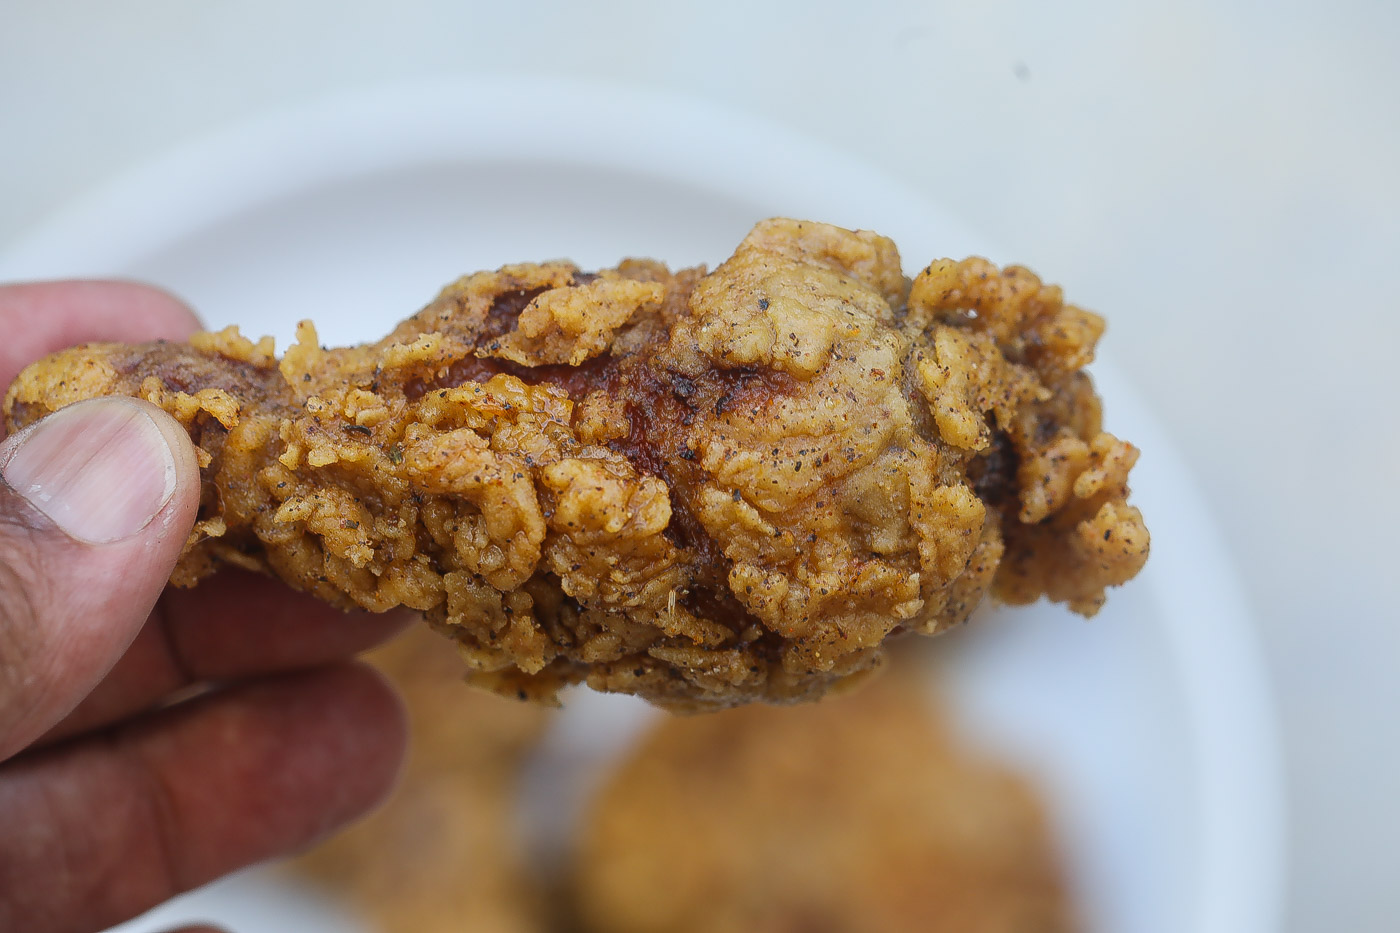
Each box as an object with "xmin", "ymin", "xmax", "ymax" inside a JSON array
[
  {"xmin": 5, "ymin": 279, "xmax": 203, "ymax": 335},
  {"xmin": 160, "ymin": 571, "xmax": 419, "ymax": 680},
  {"xmin": 40, "ymin": 578, "xmax": 420, "ymax": 746},
  {"xmin": 317, "ymin": 660, "xmax": 410, "ymax": 771},
  {"xmin": 130, "ymin": 397, "xmax": 204, "ymax": 526},
  {"xmin": 325, "ymin": 661, "xmax": 410, "ymax": 814},
  {"xmin": 218, "ymin": 663, "xmax": 410, "ymax": 843},
  {"xmin": 0, "ymin": 396, "xmax": 201, "ymax": 547},
  {"xmin": 99, "ymin": 278, "xmax": 202, "ymax": 328}
]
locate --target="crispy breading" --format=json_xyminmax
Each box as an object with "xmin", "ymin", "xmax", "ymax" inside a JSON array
[
  {"xmin": 571, "ymin": 666, "xmax": 1079, "ymax": 933},
  {"xmin": 4, "ymin": 219, "xmax": 1148, "ymax": 710}
]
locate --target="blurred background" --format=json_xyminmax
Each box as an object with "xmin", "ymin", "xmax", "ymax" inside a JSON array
[{"xmin": 2, "ymin": 2, "xmax": 1395, "ymax": 931}]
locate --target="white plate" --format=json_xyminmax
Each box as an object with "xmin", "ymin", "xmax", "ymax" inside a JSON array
[{"xmin": 0, "ymin": 77, "xmax": 1283, "ymax": 933}]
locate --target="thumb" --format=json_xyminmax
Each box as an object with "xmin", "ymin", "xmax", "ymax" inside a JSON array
[{"xmin": 0, "ymin": 397, "xmax": 200, "ymax": 759}]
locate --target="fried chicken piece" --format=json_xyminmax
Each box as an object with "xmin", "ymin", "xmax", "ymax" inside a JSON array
[
  {"xmin": 571, "ymin": 664, "xmax": 1079, "ymax": 933},
  {"xmin": 293, "ymin": 626, "xmax": 550, "ymax": 933},
  {"xmin": 4, "ymin": 219, "xmax": 1148, "ymax": 710}
]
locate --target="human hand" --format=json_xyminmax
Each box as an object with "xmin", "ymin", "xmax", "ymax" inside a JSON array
[{"xmin": 0, "ymin": 282, "xmax": 410, "ymax": 933}]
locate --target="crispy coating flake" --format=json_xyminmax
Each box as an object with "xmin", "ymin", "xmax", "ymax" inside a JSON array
[
  {"xmin": 4, "ymin": 219, "xmax": 1148, "ymax": 710},
  {"xmin": 571, "ymin": 666, "xmax": 1079, "ymax": 933}
]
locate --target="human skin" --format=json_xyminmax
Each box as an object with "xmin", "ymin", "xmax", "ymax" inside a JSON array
[{"xmin": 0, "ymin": 281, "xmax": 410, "ymax": 933}]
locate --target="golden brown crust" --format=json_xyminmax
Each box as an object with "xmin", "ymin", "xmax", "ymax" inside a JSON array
[
  {"xmin": 571, "ymin": 668, "xmax": 1080, "ymax": 933},
  {"xmin": 3, "ymin": 218, "xmax": 1148, "ymax": 709}
]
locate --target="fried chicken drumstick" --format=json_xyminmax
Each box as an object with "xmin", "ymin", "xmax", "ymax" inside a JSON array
[{"xmin": 5, "ymin": 219, "xmax": 1148, "ymax": 710}]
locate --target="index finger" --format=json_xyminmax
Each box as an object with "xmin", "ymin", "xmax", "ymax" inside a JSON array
[
  {"xmin": 0, "ymin": 663, "xmax": 405, "ymax": 933},
  {"xmin": 0, "ymin": 280, "xmax": 202, "ymax": 396},
  {"xmin": 39, "ymin": 570, "xmax": 416, "ymax": 747}
]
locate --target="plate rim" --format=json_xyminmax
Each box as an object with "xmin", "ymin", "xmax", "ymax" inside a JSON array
[{"xmin": 0, "ymin": 75, "xmax": 1285, "ymax": 933}]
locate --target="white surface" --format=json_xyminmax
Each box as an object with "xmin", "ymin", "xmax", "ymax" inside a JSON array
[
  {"xmin": 105, "ymin": 870, "xmax": 371, "ymax": 933},
  {"xmin": 3, "ymin": 4, "xmax": 1395, "ymax": 930},
  {"xmin": 3, "ymin": 80, "xmax": 1280, "ymax": 933}
]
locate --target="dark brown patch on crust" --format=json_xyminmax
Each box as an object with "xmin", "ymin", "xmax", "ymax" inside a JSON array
[
  {"xmin": 968, "ymin": 428, "xmax": 1020, "ymax": 507},
  {"xmin": 114, "ymin": 342, "xmax": 282, "ymax": 401},
  {"xmin": 479, "ymin": 285, "xmax": 551, "ymax": 344}
]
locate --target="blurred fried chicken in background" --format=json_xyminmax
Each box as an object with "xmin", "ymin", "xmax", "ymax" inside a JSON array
[
  {"xmin": 294, "ymin": 627, "xmax": 550, "ymax": 933},
  {"xmin": 298, "ymin": 638, "xmax": 1069, "ymax": 930},
  {"xmin": 296, "ymin": 642, "xmax": 1078, "ymax": 933},
  {"xmin": 571, "ymin": 664, "xmax": 1078, "ymax": 933}
]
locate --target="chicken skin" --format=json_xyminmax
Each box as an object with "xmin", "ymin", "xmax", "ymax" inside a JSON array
[{"xmin": 4, "ymin": 219, "xmax": 1148, "ymax": 710}]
